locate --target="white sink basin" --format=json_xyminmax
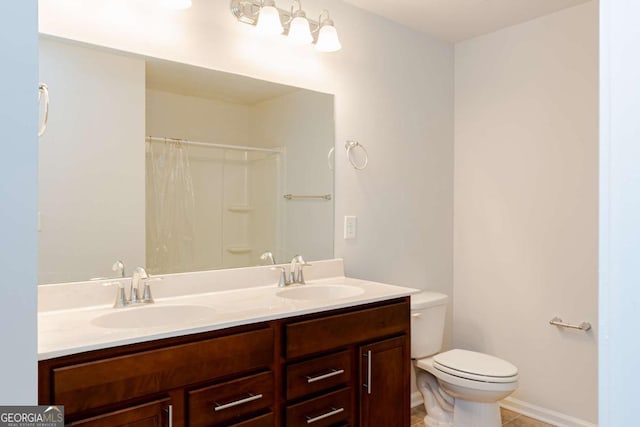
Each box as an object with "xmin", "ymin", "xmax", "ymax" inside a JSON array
[
  {"xmin": 276, "ymin": 284, "xmax": 364, "ymax": 301},
  {"xmin": 91, "ymin": 304, "xmax": 216, "ymax": 329}
]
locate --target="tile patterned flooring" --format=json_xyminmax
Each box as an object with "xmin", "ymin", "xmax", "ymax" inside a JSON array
[{"xmin": 410, "ymin": 406, "xmax": 556, "ymax": 427}]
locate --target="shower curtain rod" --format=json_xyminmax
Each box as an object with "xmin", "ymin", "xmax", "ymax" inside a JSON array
[{"xmin": 146, "ymin": 136, "xmax": 282, "ymax": 154}]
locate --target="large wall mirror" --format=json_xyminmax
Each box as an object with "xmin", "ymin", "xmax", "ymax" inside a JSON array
[{"xmin": 38, "ymin": 37, "xmax": 335, "ymax": 285}]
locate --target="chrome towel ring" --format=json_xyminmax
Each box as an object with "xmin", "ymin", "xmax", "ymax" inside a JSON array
[
  {"xmin": 38, "ymin": 83, "xmax": 49, "ymax": 137},
  {"xmin": 345, "ymin": 140, "xmax": 368, "ymax": 170},
  {"xmin": 327, "ymin": 146, "xmax": 335, "ymax": 170}
]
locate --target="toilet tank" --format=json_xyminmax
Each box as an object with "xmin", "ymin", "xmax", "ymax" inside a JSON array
[{"xmin": 410, "ymin": 291, "xmax": 448, "ymax": 358}]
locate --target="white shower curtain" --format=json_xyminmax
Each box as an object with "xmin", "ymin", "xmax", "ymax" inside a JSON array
[{"xmin": 146, "ymin": 138, "xmax": 196, "ymax": 274}]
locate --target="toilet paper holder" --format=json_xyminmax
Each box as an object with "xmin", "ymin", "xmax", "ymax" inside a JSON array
[{"xmin": 549, "ymin": 316, "xmax": 592, "ymax": 331}]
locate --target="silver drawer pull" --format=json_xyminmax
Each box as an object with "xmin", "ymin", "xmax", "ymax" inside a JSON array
[
  {"xmin": 306, "ymin": 369, "xmax": 345, "ymax": 383},
  {"xmin": 165, "ymin": 404, "xmax": 173, "ymax": 427},
  {"xmin": 306, "ymin": 407, "xmax": 344, "ymax": 424},
  {"xmin": 213, "ymin": 393, "xmax": 263, "ymax": 412},
  {"xmin": 363, "ymin": 350, "xmax": 372, "ymax": 395}
]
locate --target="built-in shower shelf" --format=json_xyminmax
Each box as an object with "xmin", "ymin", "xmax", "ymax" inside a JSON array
[
  {"xmin": 226, "ymin": 247, "xmax": 252, "ymax": 254},
  {"xmin": 227, "ymin": 205, "xmax": 254, "ymax": 213}
]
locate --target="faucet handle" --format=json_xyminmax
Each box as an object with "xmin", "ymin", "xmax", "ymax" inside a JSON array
[
  {"xmin": 111, "ymin": 282, "xmax": 128, "ymax": 308},
  {"xmin": 129, "ymin": 284, "xmax": 140, "ymax": 304},
  {"xmin": 141, "ymin": 277, "xmax": 162, "ymax": 304},
  {"xmin": 130, "ymin": 267, "xmax": 150, "ymax": 304},
  {"xmin": 296, "ymin": 263, "xmax": 312, "ymax": 284},
  {"xmin": 112, "ymin": 260, "xmax": 126, "ymax": 278},
  {"xmin": 271, "ymin": 266, "xmax": 288, "ymax": 287},
  {"xmin": 141, "ymin": 279, "xmax": 154, "ymax": 304},
  {"xmin": 260, "ymin": 251, "xmax": 276, "ymax": 265}
]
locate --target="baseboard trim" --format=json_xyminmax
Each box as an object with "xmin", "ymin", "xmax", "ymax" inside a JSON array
[
  {"xmin": 411, "ymin": 391, "xmax": 423, "ymax": 408},
  {"xmin": 500, "ymin": 397, "xmax": 597, "ymax": 427},
  {"xmin": 412, "ymin": 392, "xmax": 595, "ymax": 427}
]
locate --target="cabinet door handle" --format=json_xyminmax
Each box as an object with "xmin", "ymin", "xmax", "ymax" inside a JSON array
[
  {"xmin": 213, "ymin": 393, "xmax": 263, "ymax": 412},
  {"xmin": 363, "ymin": 350, "xmax": 372, "ymax": 395},
  {"xmin": 306, "ymin": 368, "xmax": 345, "ymax": 383},
  {"xmin": 305, "ymin": 407, "xmax": 344, "ymax": 424},
  {"xmin": 165, "ymin": 404, "xmax": 173, "ymax": 427}
]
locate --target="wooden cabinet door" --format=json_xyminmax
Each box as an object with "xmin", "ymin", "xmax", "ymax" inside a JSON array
[
  {"xmin": 359, "ymin": 336, "xmax": 409, "ymax": 427},
  {"xmin": 67, "ymin": 397, "xmax": 172, "ymax": 427}
]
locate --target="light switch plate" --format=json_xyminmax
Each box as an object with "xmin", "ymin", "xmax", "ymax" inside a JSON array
[{"xmin": 344, "ymin": 216, "xmax": 357, "ymax": 239}]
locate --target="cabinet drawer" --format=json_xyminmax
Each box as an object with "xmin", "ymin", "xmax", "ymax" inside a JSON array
[
  {"xmin": 188, "ymin": 371, "xmax": 274, "ymax": 427},
  {"xmin": 285, "ymin": 301, "xmax": 409, "ymax": 358},
  {"xmin": 67, "ymin": 397, "xmax": 170, "ymax": 426},
  {"xmin": 286, "ymin": 350, "xmax": 351, "ymax": 400},
  {"xmin": 229, "ymin": 412, "xmax": 274, "ymax": 427},
  {"xmin": 285, "ymin": 388, "xmax": 351, "ymax": 427},
  {"xmin": 53, "ymin": 328, "xmax": 273, "ymax": 416}
]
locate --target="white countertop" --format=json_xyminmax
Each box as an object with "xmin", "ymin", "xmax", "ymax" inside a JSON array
[{"xmin": 38, "ymin": 271, "xmax": 419, "ymax": 360}]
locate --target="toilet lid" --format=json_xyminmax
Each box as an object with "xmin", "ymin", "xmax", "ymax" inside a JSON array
[{"xmin": 433, "ymin": 349, "xmax": 518, "ymax": 383}]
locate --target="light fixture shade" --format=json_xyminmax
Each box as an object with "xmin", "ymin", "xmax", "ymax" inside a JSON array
[
  {"xmin": 288, "ymin": 16, "xmax": 313, "ymax": 45},
  {"xmin": 256, "ymin": 6, "xmax": 283, "ymax": 36},
  {"xmin": 163, "ymin": 0, "xmax": 192, "ymax": 10},
  {"xmin": 316, "ymin": 24, "xmax": 342, "ymax": 52}
]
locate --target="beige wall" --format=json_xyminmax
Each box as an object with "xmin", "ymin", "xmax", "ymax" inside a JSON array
[{"xmin": 454, "ymin": 2, "xmax": 598, "ymax": 424}]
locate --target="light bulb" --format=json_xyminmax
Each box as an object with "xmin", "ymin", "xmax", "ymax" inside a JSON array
[
  {"xmin": 316, "ymin": 22, "xmax": 341, "ymax": 52},
  {"xmin": 288, "ymin": 15, "xmax": 313, "ymax": 45},
  {"xmin": 256, "ymin": 5, "xmax": 283, "ymax": 36}
]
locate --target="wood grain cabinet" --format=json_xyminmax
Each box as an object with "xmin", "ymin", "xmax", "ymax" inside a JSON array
[
  {"xmin": 39, "ymin": 297, "xmax": 410, "ymax": 427},
  {"xmin": 188, "ymin": 372, "xmax": 274, "ymax": 427},
  {"xmin": 67, "ymin": 397, "xmax": 172, "ymax": 427},
  {"xmin": 359, "ymin": 336, "xmax": 409, "ymax": 427},
  {"xmin": 281, "ymin": 299, "xmax": 410, "ymax": 427},
  {"xmin": 39, "ymin": 326, "xmax": 275, "ymax": 426}
]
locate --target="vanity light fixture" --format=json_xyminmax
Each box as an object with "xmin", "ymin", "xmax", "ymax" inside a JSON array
[
  {"xmin": 287, "ymin": 0, "xmax": 313, "ymax": 45},
  {"xmin": 315, "ymin": 10, "xmax": 341, "ymax": 52},
  {"xmin": 256, "ymin": 0, "xmax": 284, "ymax": 35},
  {"xmin": 230, "ymin": 0, "xmax": 342, "ymax": 52}
]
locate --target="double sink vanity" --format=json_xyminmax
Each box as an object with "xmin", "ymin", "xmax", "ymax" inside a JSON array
[
  {"xmin": 38, "ymin": 259, "xmax": 418, "ymax": 426},
  {"xmin": 36, "ymin": 34, "xmax": 417, "ymax": 427}
]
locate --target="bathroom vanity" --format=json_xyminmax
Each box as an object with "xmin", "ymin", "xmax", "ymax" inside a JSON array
[{"xmin": 37, "ymin": 260, "xmax": 416, "ymax": 426}]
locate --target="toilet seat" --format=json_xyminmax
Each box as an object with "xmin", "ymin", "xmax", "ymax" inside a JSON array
[
  {"xmin": 433, "ymin": 349, "xmax": 518, "ymax": 383},
  {"xmin": 416, "ymin": 356, "xmax": 518, "ymax": 394}
]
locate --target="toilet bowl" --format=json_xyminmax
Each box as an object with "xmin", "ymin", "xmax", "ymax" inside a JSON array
[{"xmin": 411, "ymin": 292, "xmax": 519, "ymax": 427}]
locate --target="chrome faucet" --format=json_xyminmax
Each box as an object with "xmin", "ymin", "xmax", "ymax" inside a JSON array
[
  {"xmin": 260, "ymin": 251, "xmax": 276, "ymax": 265},
  {"xmin": 271, "ymin": 266, "xmax": 289, "ymax": 288},
  {"xmin": 270, "ymin": 255, "xmax": 311, "ymax": 288},
  {"xmin": 112, "ymin": 260, "xmax": 126, "ymax": 278},
  {"xmin": 290, "ymin": 255, "xmax": 311, "ymax": 284},
  {"xmin": 90, "ymin": 259, "xmax": 126, "ymax": 281},
  {"xmin": 113, "ymin": 267, "xmax": 156, "ymax": 308},
  {"xmin": 131, "ymin": 267, "xmax": 154, "ymax": 304}
]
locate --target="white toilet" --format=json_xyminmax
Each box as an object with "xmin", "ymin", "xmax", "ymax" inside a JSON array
[{"xmin": 411, "ymin": 291, "xmax": 519, "ymax": 427}]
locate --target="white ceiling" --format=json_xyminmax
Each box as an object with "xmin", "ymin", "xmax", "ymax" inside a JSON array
[{"xmin": 341, "ymin": 0, "xmax": 592, "ymax": 42}]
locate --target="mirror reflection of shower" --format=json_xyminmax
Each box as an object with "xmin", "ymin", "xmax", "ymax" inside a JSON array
[
  {"xmin": 37, "ymin": 37, "xmax": 335, "ymax": 283},
  {"xmin": 146, "ymin": 137, "xmax": 281, "ymax": 274}
]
